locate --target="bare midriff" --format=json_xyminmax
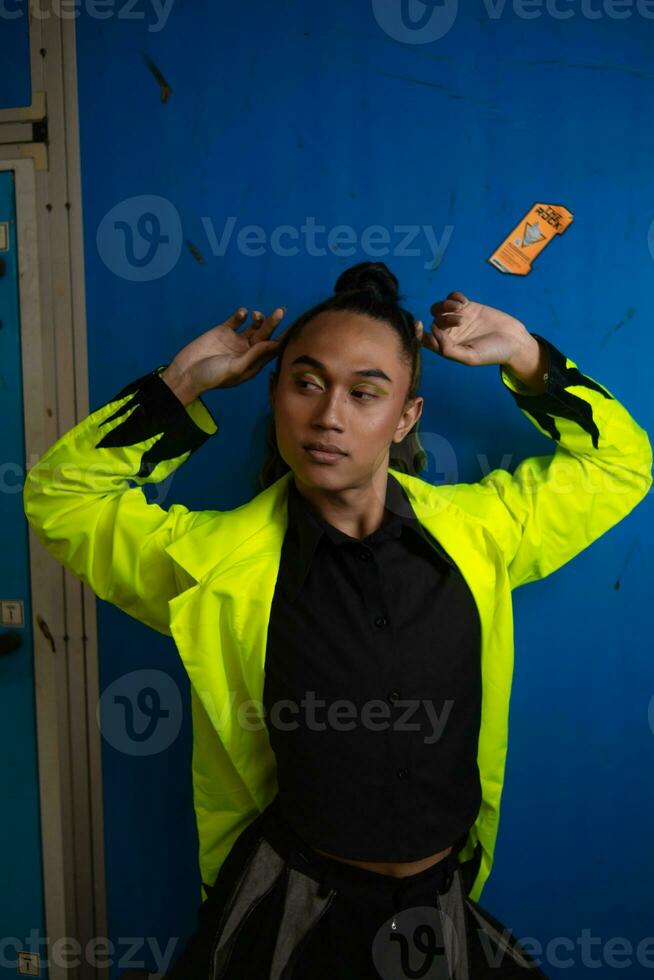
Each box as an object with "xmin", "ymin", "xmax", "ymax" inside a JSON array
[{"xmin": 310, "ymin": 843, "xmax": 453, "ymax": 879}]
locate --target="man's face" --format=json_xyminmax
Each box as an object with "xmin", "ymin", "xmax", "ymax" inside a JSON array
[{"xmin": 269, "ymin": 309, "xmax": 423, "ymax": 490}]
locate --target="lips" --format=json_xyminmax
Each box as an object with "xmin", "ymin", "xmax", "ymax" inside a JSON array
[
  {"xmin": 304, "ymin": 442, "xmax": 346, "ymax": 455},
  {"xmin": 304, "ymin": 445, "xmax": 347, "ymax": 463}
]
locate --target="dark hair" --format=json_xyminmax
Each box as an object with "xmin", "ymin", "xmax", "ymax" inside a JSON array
[{"xmin": 256, "ymin": 260, "xmax": 427, "ymax": 491}]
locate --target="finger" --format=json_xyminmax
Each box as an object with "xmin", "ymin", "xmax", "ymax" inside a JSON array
[
  {"xmin": 243, "ymin": 310, "xmax": 265, "ymax": 333},
  {"xmin": 240, "ymin": 308, "xmax": 281, "ymax": 342},
  {"xmin": 447, "ymin": 290, "xmax": 469, "ymax": 304},
  {"xmin": 225, "ymin": 307, "xmax": 249, "ymax": 330},
  {"xmin": 237, "ymin": 340, "xmax": 280, "ymax": 377},
  {"xmin": 256, "ymin": 307, "xmax": 287, "ymax": 340},
  {"xmin": 420, "ymin": 331, "xmax": 440, "ymax": 355},
  {"xmin": 430, "ymin": 323, "xmax": 483, "ymax": 366},
  {"xmin": 420, "ymin": 319, "xmax": 444, "ymax": 354},
  {"xmin": 430, "ymin": 300, "xmax": 460, "ymax": 318},
  {"xmin": 438, "ymin": 342, "xmax": 480, "ymax": 367},
  {"xmin": 430, "ymin": 295, "xmax": 468, "ymax": 317},
  {"xmin": 235, "ymin": 307, "xmax": 288, "ymax": 351},
  {"xmin": 430, "ymin": 322, "xmax": 458, "ymax": 357},
  {"xmin": 434, "ymin": 312, "xmax": 464, "ymax": 331}
]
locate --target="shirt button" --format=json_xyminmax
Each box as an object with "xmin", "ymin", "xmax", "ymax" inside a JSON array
[
  {"xmin": 388, "ymin": 691, "xmax": 400, "ymax": 703},
  {"xmin": 397, "ymin": 768, "xmax": 409, "ymax": 780},
  {"xmin": 358, "ymin": 549, "xmax": 371, "ymax": 561},
  {"xmin": 374, "ymin": 615, "xmax": 388, "ymax": 628}
]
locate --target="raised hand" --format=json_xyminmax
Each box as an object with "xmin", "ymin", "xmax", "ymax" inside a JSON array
[
  {"xmin": 415, "ymin": 291, "xmax": 532, "ymax": 368},
  {"xmin": 162, "ymin": 307, "xmax": 289, "ymax": 404}
]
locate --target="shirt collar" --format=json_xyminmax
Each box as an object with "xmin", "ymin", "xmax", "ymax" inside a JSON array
[{"xmin": 281, "ymin": 471, "xmax": 428, "ymax": 602}]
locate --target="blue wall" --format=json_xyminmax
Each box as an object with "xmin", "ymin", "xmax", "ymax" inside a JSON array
[
  {"xmin": 0, "ymin": 3, "xmax": 31, "ymax": 109},
  {"xmin": 7, "ymin": 1, "xmax": 654, "ymax": 976}
]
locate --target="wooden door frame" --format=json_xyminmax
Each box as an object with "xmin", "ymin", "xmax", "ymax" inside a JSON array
[{"xmin": 0, "ymin": 7, "xmax": 107, "ymax": 980}]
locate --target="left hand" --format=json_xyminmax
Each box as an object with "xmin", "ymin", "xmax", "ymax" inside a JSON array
[{"xmin": 414, "ymin": 291, "xmax": 531, "ymax": 367}]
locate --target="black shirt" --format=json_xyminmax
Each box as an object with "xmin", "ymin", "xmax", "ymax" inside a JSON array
[{"xmin": 263, "ymin": 472, "xmax": 483, "ymax": 861}]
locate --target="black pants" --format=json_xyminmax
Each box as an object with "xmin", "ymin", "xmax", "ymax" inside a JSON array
[{"xmin": 165, "ymin": 795, "xmax": 548, "ymax": 979}]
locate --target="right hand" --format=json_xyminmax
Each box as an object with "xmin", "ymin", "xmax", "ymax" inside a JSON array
[{"xmin": 162, "ymin": 307, "xmax": 289, "ymax": 402}]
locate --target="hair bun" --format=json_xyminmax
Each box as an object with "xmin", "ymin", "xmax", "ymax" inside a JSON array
[{"xmin": 334, "ymin": 261, "xmax": 400, "ymax": 304}]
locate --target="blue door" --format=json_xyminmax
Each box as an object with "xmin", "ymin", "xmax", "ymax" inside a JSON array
[{"xmin": 0, "ymin": 170, "xmax": 48, "ymax": 978}]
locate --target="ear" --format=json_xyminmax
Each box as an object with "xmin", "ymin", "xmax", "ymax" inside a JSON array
[{"xmin": 392, "ymin": 395, "xmax": 424, "ymax": 444}]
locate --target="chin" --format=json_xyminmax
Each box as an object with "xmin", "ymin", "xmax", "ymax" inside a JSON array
[
  {"xmin": 293, "ymin": 455, "xmax": 350, "ymax": 482},
  {"xmin": 296, "ymin": 462, "xmax": 345, "ymax": 480}
]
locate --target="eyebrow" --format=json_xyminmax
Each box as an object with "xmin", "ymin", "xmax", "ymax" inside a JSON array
[{"xmin": 289, "ymin": 355, "xmax": 393, "ymax": 383}]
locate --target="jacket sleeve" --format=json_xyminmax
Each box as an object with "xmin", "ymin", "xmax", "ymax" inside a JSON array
[
  {"xmin": 23, "ymin": 364, "xmax": 219, "ymax": 635},
  {"xmin": 451, "ymin": 333, "xmax": 653, "ymax": 590}
]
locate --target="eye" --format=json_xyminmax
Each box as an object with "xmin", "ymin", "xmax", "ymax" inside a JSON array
[
  {"xmin": 293, "ymin": 379, "xmax": 378, "ymax": 400},
  {"xmin": 295, "ymin": 379, "xmax": 322, "ymax": 391}
]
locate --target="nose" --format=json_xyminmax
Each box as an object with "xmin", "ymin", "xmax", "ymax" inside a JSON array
[{"xmin": 311, "ymin": 388, "xmax": 346, "ymax": 431}]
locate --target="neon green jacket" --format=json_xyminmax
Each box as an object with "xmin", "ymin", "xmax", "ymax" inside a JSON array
[{"xmin": 23, "ymin": 335, "xmax": 652, "ymax": 902}]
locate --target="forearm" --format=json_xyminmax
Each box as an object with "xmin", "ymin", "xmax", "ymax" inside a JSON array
[
  {"xmin": 23, "ymin": 364, "xmax": 218, "ymax": 633},
  {"xmin": 502, "ymin": 333, "xmax": 550, "ymax": 395},
  {"xmin": 491, "ymin": 333, "xmax": 653, "ymax": 588},
  {"xmin": 160, "ymin": 362, "xmax": 202, "ymax": 407}
]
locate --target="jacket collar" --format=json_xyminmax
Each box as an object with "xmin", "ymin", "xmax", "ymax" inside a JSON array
[
  {"xmin": 164, "ymin": 467, "xmax": 461, "ymax": 588},
  {"xmin": 282, "ymin": 471, "xmax": 436, "ymax": 602}
]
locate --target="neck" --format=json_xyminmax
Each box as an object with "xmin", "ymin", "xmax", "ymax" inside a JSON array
[{"xmin": 292, "ymin": 468, "xmax": 389, "ymax": 540}]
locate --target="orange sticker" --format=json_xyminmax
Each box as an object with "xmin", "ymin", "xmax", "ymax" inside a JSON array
[{"xmin": 488, "ymin": 202, "xmax": 573, "ymax": 275}]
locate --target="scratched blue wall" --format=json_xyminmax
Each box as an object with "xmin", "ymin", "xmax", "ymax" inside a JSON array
[{"xmin": 73, "ymin": 2, "xmax": 654, "ymax": 977}]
